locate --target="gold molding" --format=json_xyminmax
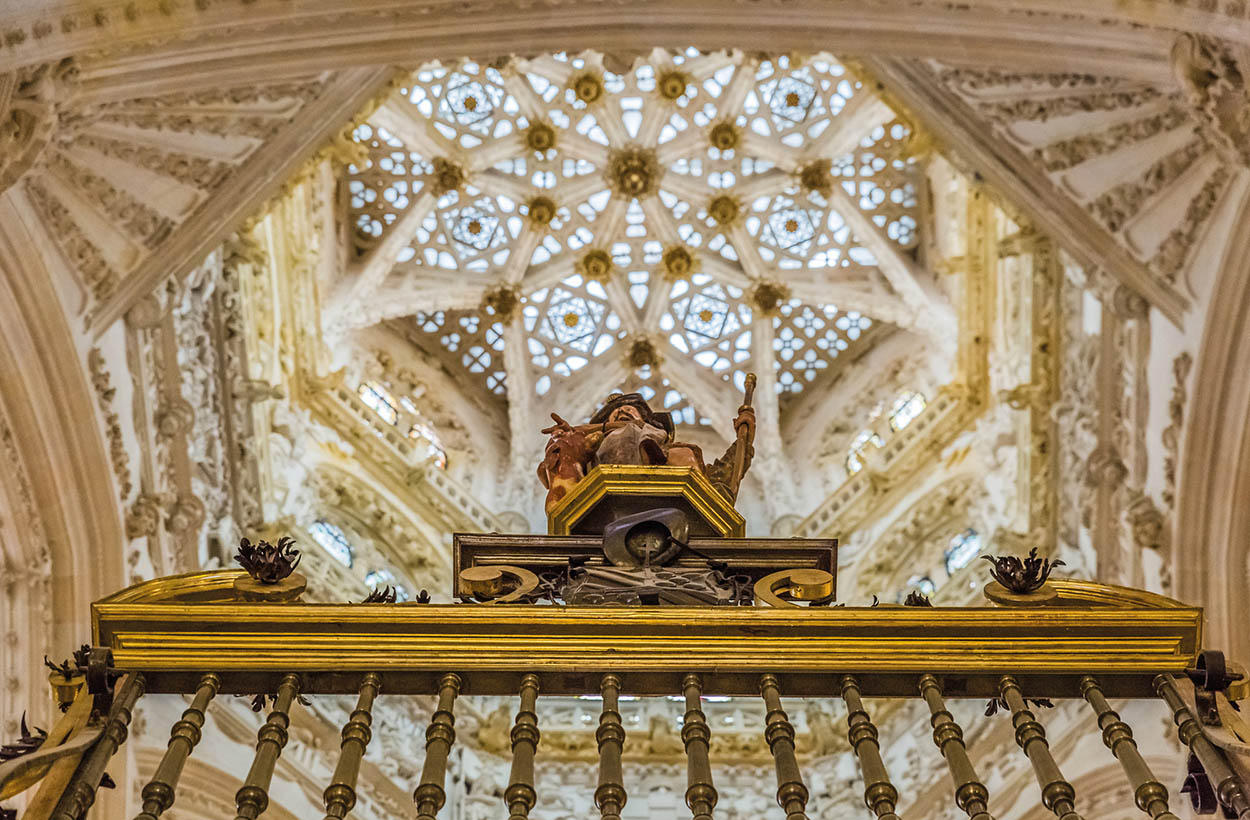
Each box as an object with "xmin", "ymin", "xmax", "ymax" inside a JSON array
[
  {"xmin": 546, "ymin": 465, "xmax": 746, "ymax": 537},
  {"xmin": 93, "ymin": 572, "xmax": 1201, "ymax": 698}
]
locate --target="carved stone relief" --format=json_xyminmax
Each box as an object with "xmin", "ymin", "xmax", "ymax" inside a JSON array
[
  {"xmin": 1089, "ymin": 139, "xmax": 1205, "ymax": 233},
  {"xmin": 1173, "ymin": 33, "xmax": 1250, "ymax": 169},
  {"xmin": 0, "ymin": 405, "xmax": 53, "ymax": 740},
  {"xmin": 23, "ymin": 175, "xmax": 119, "ymax": 303},
  {"xmin": 0, "ymin": 59, "xmax": 75, "ymax": 193},
  {"xmin": 1161, "ymin": 351, "xmax": 1194, "ymax": 512},
  {"xmin": 1031, "ymin": 103, "xmax": 1189, "ymax": 173},
  {"xmin": 87, "ymin": 347, "xmax": 133, "ymax": 499}
]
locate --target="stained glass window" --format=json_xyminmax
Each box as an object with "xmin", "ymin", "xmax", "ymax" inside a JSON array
[
  {"xmin": 944, "ymin": 529, "xmax": 982, "ymax": 575},
  {"xmin": 364, "ymin": 568, "xmax": 411, "ymax": 602},
  {"xmin": 889, "ymin": 391, "xmax": 926, "ymax": 432},
  {"xmin": 846, "ymin": 429, "xmax": 884, "ymax": 475},
  {"xmin": 309, "ymin": 520, "xmax": 353, "ymax": 568},
  {"xmin": 409, "ymin": 420, "xmax": 448, "ymax": 470},
  {"xmin": 903, "ymin": 574, "xmax": 936, "ymax": 599},
  {"xmin": 358, "ymin": 381, "xmax": 399, "ymax": 425}
]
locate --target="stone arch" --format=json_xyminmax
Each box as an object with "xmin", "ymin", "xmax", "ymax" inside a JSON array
[
  {"xmin": 1175, "ymin": 187, "xmax": 1250, "ymax": 663},
  {"xmin": 0, "ymin": 194, "xmax": 125, "ymax": 731}
]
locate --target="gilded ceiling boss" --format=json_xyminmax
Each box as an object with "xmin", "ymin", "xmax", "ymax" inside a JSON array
[{"xmin": 537, "ymin": 374, "xmax": 758, "ymax": 513}]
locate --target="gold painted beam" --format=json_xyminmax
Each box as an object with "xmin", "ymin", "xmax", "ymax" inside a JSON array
[{"xmin": 93, "ymin": 597, "xmax": 1201, "ymax": 697}]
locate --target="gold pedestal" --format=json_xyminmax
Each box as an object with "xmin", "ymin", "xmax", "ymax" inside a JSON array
[{"xmin": 546, "ymin": 465, "xmax": 746, "ymax": 537}]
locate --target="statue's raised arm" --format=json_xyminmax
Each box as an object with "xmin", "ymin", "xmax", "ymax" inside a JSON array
[{"xmin": 707, "ymin": 373, "xmax": 756, "ymax": 501}]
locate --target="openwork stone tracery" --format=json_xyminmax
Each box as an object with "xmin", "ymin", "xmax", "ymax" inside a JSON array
[{"xmin": 338, "ymin": 50, "xmax": 932, "ymax": 430}]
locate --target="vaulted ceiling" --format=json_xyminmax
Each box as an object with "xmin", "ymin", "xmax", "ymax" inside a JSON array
[
  {"xmin": 6, "ymin": 0, "xmax": 1248, "ymax": 538},
  {"xmin": 5, "ymin": 1, "xmax": 1246, "ymax": 337}
]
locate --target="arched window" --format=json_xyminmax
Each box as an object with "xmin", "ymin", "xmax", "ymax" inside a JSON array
[
  {"xmin": 309, "ymin": 520, "xmax": 354, "ymax": 568},
  {"xmin": 846, "ymin": 429, "xmax": 884, "ymax": 475},
  {"xmin": 408, "ymin": 419, "xmax": 448, "ymax": 470},
  {"xmin": 904, "ymin": 574, "xmax": 935, "ymax": 599},
  {"xmin": 944, "ymin": 528, "xmax": 982, "ymax": 574},
  {"xmin": 364, "ymin": 568, "xmax": 410, "ymax": 601},
  {"xmin": 358, "ymin": 381, "xmax": 399, "ymax": 425},
  {"xmin": 889, "ymin": 391, "xmax": 927, "ymax": 432}
]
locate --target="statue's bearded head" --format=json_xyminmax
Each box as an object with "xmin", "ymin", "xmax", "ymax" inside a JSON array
[
  {"xmin": 608, "ymin": 405, "xmax": 644, "ymax": 423},
  {"xmin": 589, "ymin": 392, "xmax": 675, "ymax": 439}
]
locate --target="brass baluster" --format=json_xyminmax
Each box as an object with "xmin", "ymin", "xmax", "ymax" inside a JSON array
[
  {"xmin": 134, "ymin": 672, "xmax": 220, "ymax": 820},
  {"xmin": 1079, "ymin": 676, "xmax": 1176, "ymax": 820},
  {"xmin": 839, "ymin": 674, "xmax": 900, "ymax": 820},
  {"xmin": 595, "ymin": 673, "xmax": 627, "ymax": 820},
  {"xmin": 681, "ymin": 674, "xmax": 718, "ymax": 820},
  {"xmin": 234, "ymin": 673, "xmax": 301, "ymax": 820},
  {"xmin": 50, "ymin": 672, "xmax": 146, "ymax": 820},
  {"xmin": 322, "ymin": 672, "xmax": 382, "ymax": 820},
  {"xmin": 918, "ymin": 674, "xmax": 992, "ymax": 820},
  {"xmin": 998, "ymin": 675, "xmax": 1083, "ymax": 820},
  {"xmin": 1155, "ymin": 674, "xmax": 1250, "ymax": 819},
  {"xmin": 505, "ymin": 674, "xmax": 541, "ymax": 820},
  {"xmin": 760, "ymin": 674, "xmax": 809, "ymax": 820},
  {"xmin": 414, "ymin": 672, "xmax": 462, "ymax": 820}
]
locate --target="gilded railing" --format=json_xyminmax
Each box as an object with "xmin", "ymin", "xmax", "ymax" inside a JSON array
[{"xmin": 3, "ymin": 546, "xmax": 1249, "ymax": 820}]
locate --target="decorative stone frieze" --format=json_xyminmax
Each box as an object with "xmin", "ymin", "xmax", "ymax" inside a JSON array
[
  {"xmin": 0, "ymin": 58, "xmax": 75, "ymax": 194},
  {"xmin": 1172, "ymin": 33, "xmax": 1250, "ymax": 168},
  {"xmin": 88, "ymin": 347, "xmax": 133, "ymax": 500},
  {"xmin": 1161, "ymin": 351, "xmax": 1193, "ymax": 512}
]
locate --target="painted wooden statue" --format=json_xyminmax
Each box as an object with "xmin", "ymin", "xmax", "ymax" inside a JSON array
[{"xmin": 537, "ymin": 374, "xmax": 757, "ymax": 513}]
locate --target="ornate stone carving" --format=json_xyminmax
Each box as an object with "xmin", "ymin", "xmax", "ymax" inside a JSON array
[
  {"xmin": 0, "ymin": 58, "xmax": 75, "ymax": 193},
  {"xmin": 976, "ymin": 87, "xmax": 1164, "ymax": 124},
  {"xmin": 853, "ymin": 474, "xmax": 978, "ymax": 594},
  {"xmin": 1089, "ymin": 138, "xmax": 1204, "ymax": 233},
  {"xmin": 125, "ymin": 493, "xmax": 162, "ymax": 540},
  {"xmin": 1126, "ymin": 491, "xmax": 1167, "ymax": 552},
  {"xmin": 1172, "ymin": 33, "xmax": 1250, "ymax": 168},
  {"xmin": 1084, "ymin": 443, "xmax": 1128, "ymax": 490},
  {"xmin": 1150, "ymin": 171, "xmax": 1231, "ymax": 285},
  {"xmin": 24, "ymin": 177, "xmax": 119, "ymax": 301},
  {"xmin": 46, "ymin": 151, "xmax": 174, "ymax": 248},
  {"xmin": 1031, "ymin": 103, "xmax": 1190, "ymax": 173},
  {"xmin": 936, "ymin": 68, "xmax": 1133, "ymax": 94},
  {"xmin": 154, "ymin": 398, "xmax": 195, "ymax": 439},
  {"xmin": 1161, "ymin": 351, "xmax": 1193, "ymax": 511},
  {"xmin": 0, "ymin": 404, "xmax": 53, "ymax": 741},
  {"xmin": 309, "ymin": 468, "xmax": 446, "ymax": 576},
  {"xmin": 166, "ymin": 493, "xmax": 206, "ymax": 534},
  {"xmin": 72, "ymin": 133, "xmax": 232, "ymax": 190},
  {"xmin": 606, "ymin": 147, "xmax": 660, "ymax": 198},
  {"xmin": 88, "ymin": 347, "xmax": 133, "ymax": 499},
  {"xmin": 92, "ymin": 80, "xmax": 324, "ymax": 140}
]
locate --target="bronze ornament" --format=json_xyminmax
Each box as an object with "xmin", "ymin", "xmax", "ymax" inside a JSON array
[
  {"xmin": 984, "ymin": 547, "xmax": 1065, "ymax": 592},
  {"xmin": 234, "ymin": 536, "xmax": 300, "ymax": 584}
]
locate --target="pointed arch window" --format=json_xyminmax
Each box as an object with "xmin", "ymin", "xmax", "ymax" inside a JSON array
[
  {"xmin": 364, "ymin": 568, "xmax": 411, "ymax": 601},
  {"xmin": 846, "ymin": 429, "xmax": 884, "ymax": 475},
  {"xmin": 944, "ymin": 528, "xmax": 982, "ymax": 574},
  {"xmin": 408, "ymin": 418, "xmax": 448, "ymax": 471},
  {"xmin": 899, "ymin": 574, "xmax": 935, "ymax": 602},
  {"xmin": 888, "ymin": 391, "xmax": 926, "ymax": 432},
  {"xmin": 309, "ymin": 520, "xmax": 354, "ymax": 568},
  {"xmin": 358, "ymin": 381, "xmax": 399, "ymax": 425}
]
